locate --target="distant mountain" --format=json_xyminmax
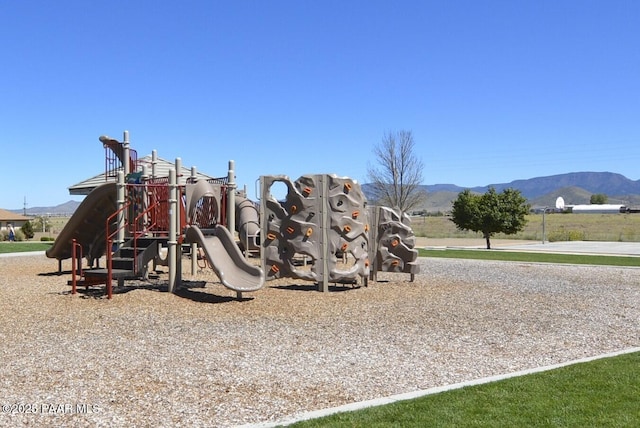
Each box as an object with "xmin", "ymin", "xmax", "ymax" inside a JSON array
[
  {"xmin": 364, "ymin": 172, "xmax": 640, "ymax": 213},
  {"xmin": 478, "ymin": 172, "xmax": 640, "ymax": 199},
  {"xmin": 10, "ymin": 200, "xmax": 81, "ymax": 216},
  {"xmin": 11, "ymin": 172, "xmax": 640, "ymax": 216}
]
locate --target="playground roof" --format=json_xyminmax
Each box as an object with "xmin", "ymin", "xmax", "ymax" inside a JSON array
[
  {"xmin": 68, "ymin": 154, "xmax": 220, "ymax": 196},
  {"xmin": 0, "ymin": 208, "xmax": 30, "ymax": 222}
]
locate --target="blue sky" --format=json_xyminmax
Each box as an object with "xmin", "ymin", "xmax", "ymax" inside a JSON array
[{"xmin": 2, "ymin": 1, "xmax": 638, "ymax": 209}]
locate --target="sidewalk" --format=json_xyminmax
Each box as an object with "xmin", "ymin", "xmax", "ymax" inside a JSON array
[{"xmin": 417, "ymin": 238, "xmax": 640, "ymax": 256}]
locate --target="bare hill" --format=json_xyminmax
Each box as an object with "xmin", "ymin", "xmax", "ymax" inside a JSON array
[{"xmin": 364, "ymin": 171, "xmax": 640, "ymax": 213}]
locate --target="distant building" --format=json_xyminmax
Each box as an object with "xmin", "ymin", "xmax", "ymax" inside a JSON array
[
  {"xmin": 566, "ymin": 204, "xmax": 625, "ymax": 214},
  {"xmin": 0, "ymin": 208, "xmax": 30, "ymax": 231}
]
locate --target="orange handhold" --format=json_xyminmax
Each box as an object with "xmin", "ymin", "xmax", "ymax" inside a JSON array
[
  {"xmin": 352, "ymin": 210, "xmax": 359, "ymax": 219},
  {"xmin": 341, "ymin": 243, "xmax": 348, "ymax": 252},
  {"xmin": 391, "ymin": 239, "xmax": 399, "ymax": 247},
  {"xmin": 290, "ymin": 205, "xmax": 297, "ymax": 213},
  {"xmin": 305, "ymin": 227, "xmax": 313, "ymax": 237},
  {"xmin": 391, "ymin": 260, "xmax": 400, "ymax": 266},
  {"xmin": 344, "ymin": 183, "xmax": 352, "ymax": 192},
  {"xmin": 270, "ymin": 264, "xmax": 280, "ymax": 273},
  {"xmin": 364, "ymin": 224, "xmax": 369, "ymax": 232},
  {"xmin": 343, "ymin": 225, "xmax": 351, "ymax": 233},
  {"xmin": 286, "ymin": 226, "xmax": 295, "ymax": 234},
  {"xmin": 303, "ymin": 187, "xmax": 312, "ymax": 196},
  {"xmin": 267, "ymin": 232, "xmax": 277, "ymax": 240},
  {"xmin": 365, "ymin": 259, "xmax": 370, "ymax": 267}
]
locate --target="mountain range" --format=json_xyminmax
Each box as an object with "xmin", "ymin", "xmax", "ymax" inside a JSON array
[
  {"xmin": 11, "ymin": 172, "xmax": 640, "ymax": 215},
  {"xmin": 364, "ymin": 171, "xmax": 640, "ymax": 213}
]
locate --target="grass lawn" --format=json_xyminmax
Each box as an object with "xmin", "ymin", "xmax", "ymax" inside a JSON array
[
  {"xmin": 0, "ymin": 242, "xmax": 52, "ymax": 254},
  {"xmin": 288, "ymin": 351, "xmax": 640, "ymax": 427},
  {"xmin": 418, "ymin": 248, "xmax": 640, "ymax": 267}
]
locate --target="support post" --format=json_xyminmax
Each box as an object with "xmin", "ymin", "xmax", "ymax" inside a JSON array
[
  {"xmin": 318, "ymin": 174, "xmax": 329, "ymax": 292},
  {"xmin": 190, "ymin": 166, "xmax": 198, "ymax": 276},
  {"xmin": 116, "ymin": 170, "xmax": 126, "ymax": 249},
  {"xmin": 151, "ymin": 149, "xmax": 158, "ymax": 179},
  {"xmin": 227, "ymin": 160, "xmax": 236, "ymax": 232},
  {"xmin": 175, "ymin": 158, "xmax": 182, "ymax": 288},
  {"xmin": 123, "ymin": 130, "xmax": 130, "ymax": 176},
  {"xmin": 259, "ymin": 176, "xmax": 267, "ymax": 277},
  {"xmin": 168, "ymin": 169, "xmax": 177, "ymax": 293}
]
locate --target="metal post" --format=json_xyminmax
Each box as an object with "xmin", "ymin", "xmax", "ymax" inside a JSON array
[
  {"xmin": 542, "ymin": 208, "xmax": 546, "ymax": 244},
  {"xmin": 141, "ymin": 164, "xmax": 149, "ymax": 230},
  {"xmin": 318, "ymin": 174, "xmax": 329, "ymax": 292},
  {"xmin": 151, "ymin": 149, "xmax": 158, "ymax": 179},
  {"xmin": 175, "ymin": 158, "xmax": 182, "ymax": 288},
  {"xmin": 227, "ymin": 160, "xmax": 236, "ymax": 232},
  {"xmin": 190, "ymin": 166, "xmax": 198, "ymax": 276},
  {"xmin": 259, "ymin": 176, "xmax": 266, "ymax": 278},
  {"xmin": 116, "ymin": 170, "xmax": 126, "ymax": 248},
  {"xmin": 168, "ymin": 169, "xmax": 177, "ymax": 293},
  {"xmin": 123, "ymin": 130, "xmax": 130, "ymax": 176}
]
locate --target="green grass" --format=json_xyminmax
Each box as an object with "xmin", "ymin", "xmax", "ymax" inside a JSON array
[
  {"xmin": 0, "ymin": 242, "xmax": 52, "ymax": 254},
  {"xmin": 418, "ymin": 248, "xmax": 640, "ymax": 267},
  {"xmin": 288, "ymin": 352, "xmax": 640, "ymax": 427}
]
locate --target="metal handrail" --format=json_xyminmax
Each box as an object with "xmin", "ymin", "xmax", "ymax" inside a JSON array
[
  {"xmin": 105, "ymin": 200, "xmax": 132, "ymax": 299},
  {"xmin": 71, "ymin": 239, "xmax": 83, "ymax": 295}
]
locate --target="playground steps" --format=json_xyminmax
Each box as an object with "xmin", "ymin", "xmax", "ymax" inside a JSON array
[{"xmin": 82, "ymin": 237, "xmax": 168, "ymax": 286}]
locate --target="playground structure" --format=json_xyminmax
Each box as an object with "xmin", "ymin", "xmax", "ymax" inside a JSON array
[
  {"xmin": 47, "ymin": 131, "xmax": 420, "ymax": 299},
  {"xmin": 368, "ymin": 206, "xmax": 420, "ymax": 281},
  {"xmin": 46, "ymin": 131, "xmax": 265, "ymax": 298},
  {"xmin": 259, "ymin": 174, "xmax": 371, "ymax": 291}
]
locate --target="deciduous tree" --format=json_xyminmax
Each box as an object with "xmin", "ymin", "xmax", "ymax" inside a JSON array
[
  {"xmin": 450, "ymin": 187, "xmax": 529, "ymax": 249},
  {"xmin": 366, "ymin": 130, "xmax": 427, "ymax": 214},
  {"xmin": 590, "ymin": 193, "xmax": 608, "ymax": 204}
]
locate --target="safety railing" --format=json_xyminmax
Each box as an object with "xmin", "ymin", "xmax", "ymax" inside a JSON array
[
  {"xmin": 105, "ymin": 200, "xmax": 132, "ymax": 299},
  {"xmin": 70, "ymin": 239, "xmax": 83, "ymax": 295}
]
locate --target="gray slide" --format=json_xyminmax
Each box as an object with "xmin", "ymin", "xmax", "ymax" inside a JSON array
[
  {"xmin": 46, "ymin": 182, "xmax": 117, "ymax": 263},
  {"xmin": 185, "ymin": 224, "xmax": 264, "ymax": 292}
]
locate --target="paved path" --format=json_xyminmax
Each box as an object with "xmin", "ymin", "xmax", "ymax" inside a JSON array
[
  {"xmin": 418, "ymin": 238, "xmax": 640, "ymax": 256},
  {"xmin": 499, "ymin": 241, "xmax": 640, "ymax": 256}
]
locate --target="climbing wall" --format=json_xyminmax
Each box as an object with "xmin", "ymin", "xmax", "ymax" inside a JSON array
[
  {"xmin": 260, "ymin": 174, "xmax": 370, "ymax": 290},
  {"xmin": 368, "ymin": 206, "xmax": 420, "ymax": 279}
]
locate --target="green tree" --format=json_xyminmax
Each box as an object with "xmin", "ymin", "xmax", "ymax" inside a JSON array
[
  {"xmin": 590, "ymin": 193, "xmax": 608, "ymax": 204},
  {"xmin": 21, "ymin": 221, "xmax": 34, "ymax": 240},
  {"xmin": 366, "ymin": 130, "xmax": 427, "ymax": 214},
  {"xmin": 30, "ymin": 216, "xmax": 51, "ymax": 233},
  {"xmin": 450, "ymin": 187, "xmax": 530, "ymax": 249}
]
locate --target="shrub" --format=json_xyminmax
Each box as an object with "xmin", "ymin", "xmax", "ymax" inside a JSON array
[
  {"xmin": 21, "ymin": 221, "xmax": 34, "ymax": 240},
  {"xmin": 548, "ymin": 228, "xmax": 585, "ymax": 242}
]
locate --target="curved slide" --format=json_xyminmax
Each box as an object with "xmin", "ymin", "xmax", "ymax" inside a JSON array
[
  {"xmin": 46, "ymin": 182, "xmax": 117, "ymax": 262},
  {"xmin": 185, "ymin": 225, "xmax": 264, "ymax": 292}
]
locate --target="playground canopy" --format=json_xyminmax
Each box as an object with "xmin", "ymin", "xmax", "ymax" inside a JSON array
[{"xmin": 67, "ymin": 154, "xmax": 218, "ymax": 196}]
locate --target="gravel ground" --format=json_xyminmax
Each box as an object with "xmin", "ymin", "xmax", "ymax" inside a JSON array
[{"xmin": 0, "ymin": 253, "xmax": 638, "ymax": 427}]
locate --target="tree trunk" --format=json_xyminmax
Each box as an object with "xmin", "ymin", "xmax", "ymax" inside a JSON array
[{"xmin": 484, "ymin": 233, "xmax": 491, "ymax": 249}]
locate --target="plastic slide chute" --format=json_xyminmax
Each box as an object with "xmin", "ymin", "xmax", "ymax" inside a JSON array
[
  {"xmin": 184, "ymin": 225, "xmax": 264, "ymax": 292},
  {"xmin": 46, "ymin": 182, "xmax": 117, "ymax": 263}
]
